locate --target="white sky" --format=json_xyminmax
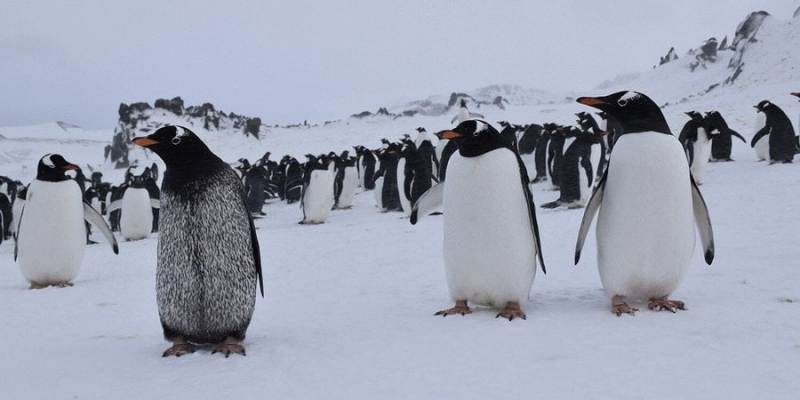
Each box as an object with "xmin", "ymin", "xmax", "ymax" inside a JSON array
[{"xmin": 1, "ymin": 0, "xmax": 798, "ymax": 129}]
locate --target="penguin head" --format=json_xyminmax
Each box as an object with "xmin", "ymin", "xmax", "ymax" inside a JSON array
[
  {"xmin": 576, "ymin": 91, "xmax": 670, "ymax": 135},
  {"xmin": 440, "ymin": 120, "xmax": 509, "ymax": 157},
  {"xmin": 754, "ymin": 100, "xmax": 774, "ymax": 113},
  {"xmin": 36, "ymin": 153, "xmax": 79, "ymax": 182},
  {"xmin": 132, "ymin": 125, "xmax": 218, "ymax": 168},
  {"xmin": 459, "ymin": 99, "xmax": 467, "ymax": 108},
  {"xmin": 685, "ymin": 111, "xmax": 703, "ymax": 120}
]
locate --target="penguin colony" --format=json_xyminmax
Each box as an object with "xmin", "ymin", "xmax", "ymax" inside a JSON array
[{"xmin": 3, "ymin": 91, "xmax": 798, "ymax": 357}]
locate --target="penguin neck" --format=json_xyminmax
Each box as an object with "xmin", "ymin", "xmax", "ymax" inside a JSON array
[
  {"xmin": 618, "ymin": 114, "xmax": 672, "ymax": 136},
  {"xmin": 457, "ymin": 136, "xmax": 511, "ymax": 158},
  {"xmin": 160, "ymin": 146, "xmax": 226, "ymax": 187}
]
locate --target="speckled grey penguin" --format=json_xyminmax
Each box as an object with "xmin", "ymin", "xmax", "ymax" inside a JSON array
[{"xmin": 133, "ymin": 125, "xmax": 263, "ymax": 358}]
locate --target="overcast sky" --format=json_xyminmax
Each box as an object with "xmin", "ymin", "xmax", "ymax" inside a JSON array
[{"xmin": 2, "ymin": 1, "xmax": 797, "ymax": 129}]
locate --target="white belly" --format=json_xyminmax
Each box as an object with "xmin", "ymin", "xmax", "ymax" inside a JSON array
[
  {"xmin": 443, "ymin": 149, "xmax": 537, "ymax": 307},
  {"xmin": 120, "ymin": 187, "xmax": 153, "ymax": 240},
  {"xmin": 17, "ymin": 180, "xmax": 86, "ymax": 285},
  {"xmin": 303, "ymin": 170, "xmax": 334, "ymax": 223},
  {"xmin": 690, "ymin": 128, "xmax": 712, "ymax": 184},
  {"xmin": 337, "ymin": 166, "xmax": 358, "ymax": 208},
  {"xmin": 596, "ymin": 133, "xmax": 695, "ymax": 300},
  {"xmin": 397, "ymin": 158, "xmax": 411, "ymax": 215},
  {"xmin": 754, "ymin": 113, "xmax": 769, "ymax": 161}
]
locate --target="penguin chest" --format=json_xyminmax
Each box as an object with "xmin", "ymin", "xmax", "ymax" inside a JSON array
[
  {"xmin": 443, "ymin": 150, "xmax": 536, "ymax": 306},
  {"xmin": 596, "ymin": 133, "xmax": 695, "ymax": 299},
  {"xmin": 17, "ymin": 180, "xmax": 86, "ymax": 284},
  {"xmin": 303, "ymin": 169, "xmax": 334, "ymax": 223},
  {"xmin": 689, "ymin": 128, "xmax": 712, "ymax": 183},
  {"xmin": 120, "ymin": 187, "xmax": 153, "ymax": 240},
  {"xmin": 338, "ymin": 166, "xmax": 358, "ymax": 208}
]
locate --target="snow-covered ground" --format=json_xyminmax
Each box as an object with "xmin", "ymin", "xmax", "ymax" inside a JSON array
[{"xmin": 2, "ymin": 11, "xmax": 800, "ymax": 400}]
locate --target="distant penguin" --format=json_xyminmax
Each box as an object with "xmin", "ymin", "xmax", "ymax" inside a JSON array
[
  {"xmin": 0, "ymin": 177, "xmax": 13, "ymax": 242},
  {"xmin": 284, "ymin": 157, "xmax": 303, "ymax": 204},
  {"xmin": 450, "ymin": 98, "xmax": 484, "ymax": 125},
  {"xmin": 335, "ymin": 151, "xmax": 358, "ymax": 209},
  {"xmin": 752, "ymin": 100, "xmax": 797, "ymax": 163},
  {"xmin": 133, "ymin": 126, "xmax": 263, "ymax": 357},
  {"xmin": 498, "ymin": 121, "xmax": 519, "ymax": 150},
  {"xmin": 517, "ymin": 124, "xmax": 542, "ymax": 155},
  {"xmin": 530, "ymin": 124, "xmax": 553, "ymax": 183},
  {"xmin": 751, "ymin": 111, "xmax": 769, "ymax": 161},
  {"xmin": 396, "ymin": 144, "xmax": 413, "ymax": 215},
  {"xmin": 243, "ymin": 159, "xmax": 270, "ymax": 217},
  {"xmin": 372, "ymin": 144, "xmax": 403, "ymax": 212},
  {"xmin": 574, "ymin": 91, "xmax": 714, "ymax": 316},
  {"xmin": 10, "ymin": 185, "xmax": 26, "ymax": 239},
  {"xmin": 545, "ymin": 126, "xmax": 569, "ymax": 190},
  {"xmin": 414, "ymin": 127, "xmax": 439, "ymax": 186},
  {"xmin": 434, "ymin": 132, "xmax": 459, "ymax": 181},
  {"xmin": 412, "ymin": 120, "xmax": 546, "ymax": 321},
  {"xmin": 300, "ymin": 155, "xmax": 335, "ymax": 224},
  {"xmin": 15, "ymin": 154, "xmax": 118, "ymax": 289},
  {"xmin": 678, "ymin": 111, "xmax": 713, "ymax": 184},
  {"xmin": 541, "ymin": 126, "xmax": 605, "ymax": 209},
  {"xmin": 119, "ymin": 173, "xmax": 159, "ymax": 241},
  {"xmin": 705, "ymin": 111, "xmax": 746, "ymax": 162},
  {"xmin": 354, "ymin": 146, "xmax": 377, "ymax": 190}
]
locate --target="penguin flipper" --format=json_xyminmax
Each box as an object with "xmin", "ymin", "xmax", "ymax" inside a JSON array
[
  {"xmin": 575, "ymin": 171, "xmax": 607, "ymax": 265},
  {"xmin": 728, "ymin": 129, "xmax": 747, "ymax": 143},
  {"xmin": 13, "ymin": 205, "xmax": 24, "ymax": 261},
  {"xmin": 751, "ymin": 125, "xmax": 770, "ymax": 147},
  {"xmin": 247, "ymin": 209, "xmax": 264, "ymax": 297},
  {"xmin": 106, "ymin": 199, "xmax": 122, "ymax": 213},
  {"xmin": 690, "ymin": 177, "xmax": 715, "ymax": 265},
  {"xmin": 83, "ymin": 201, "xmax": 119, "ymax": 254},
  {"xmin": 450, "ymin": 115, "xmax": 458, "ymax": 124},
  {"xmin": 410, "ymin": 182, "xmax": 444, "ymax": 225},
  {"xmin": 513, "ymin": 152, "xmax": 546, "ymax": 274}
]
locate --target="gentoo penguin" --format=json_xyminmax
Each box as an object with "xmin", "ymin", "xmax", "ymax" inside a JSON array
[
  {"xmin": 498, "ymin": 121, "xmax": 519, "ymax": 150},
  {"xmin": 0, "ymin": 176, "xmax": 14, "ymax": 242},
  {"xmin": 705, "ymin": 111, "xmax": 746, "ymax": 162},
  {"xmin": 334, "ymin": 151, "xmax": 358, "ymax": 209},
  {"xmin": 283, "ymin": 157, "xmax": 303, "ymax": 204},
  {"xmin": 545, "ymin": 125, "xmax": 569, "ymax": 190},
  {"xmin": 751, "ymin": 100, "xmax": 797, "ymax": 163},
  {"xmin": 133, "ymin": 126, "xmax": 263, "ymax": 357},
  {"xmin": 414, "ymin": 127, "xmax": 439, "ymax": 186},
  {"xmin": 574, "ymin": 91, "xmax": 714, "ymax": 316},
  {"xmin": 751, "ymin": 111, "xmax": 769, "ymax": 161},
  {"xmin": 576, "ymin": 112, "xmax": 608, "ymax": 180},
  {"xmin": 530, "ymin": 124, "xmax": 553, "ymax": 183},
  {"xmin": 541, "ymin": 125, "xmax": 605, "ymax": 209},
  {"xmin": 678, "ymin": 111, "xmax": 713, "ymax": 184},
  {"xmin": 372, "ymin": 143, "xmax": 402, "ymax": 212},
  {"xmin": 354, "ymin": 146, "xmax": 377, "ymax": 191},
  {"xmin": 117, "ymin": 171, "xmax": 160, "ymax": 241},
  {"xmin": 10, "ymin": 185, "xmax": 27, "ymax": 239},
  {"xmin": 300, "ymin": 155, "xmax": 335, "ymax": 224},
  {"xmin": 15, "ymin": 154, "xmax": 118, "ymax": 289},
  {"xmin": 437, "ymin": 99, "xmax": 484, "ymax": 180},
  {"xmin": 412, "ymin": 120, "xmax": 546, "ymax": 320},
  {"xmin": 517, "ymin": 123, "xmax": 542, "ymax": 155}
]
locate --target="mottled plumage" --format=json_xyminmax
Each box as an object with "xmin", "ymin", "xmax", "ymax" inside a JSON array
[{"xmin": 133, "ymin": 125, "xmax": 262, "ymax": 357}]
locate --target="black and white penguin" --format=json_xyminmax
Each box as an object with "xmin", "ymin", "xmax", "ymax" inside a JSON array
[
  {"xmin": 576, "ymin": 111, "xmax": 608, "ymax": 180},
  {"xmin": 751, "ymin": 100, "xmax": 797, "ymax": 163},
  {"xmin": 414, "ymin": 127, "xmax": 439, "ymax": 186},
  {"xmin": 283, "ymin": 157, "xmax": 303, "ymax": 204},
  {"xmin": 705, "ymin": 111, "xmax": 746, "ymax": 162},
  {"xmin": 243, "ymin": 158, "xmax": 271, "ymax": 217},
  {"xmin": 498, "ymin": 121, "xmax": 519, "ymax": 151},
  {"xmin": 334, "ymin": 150, "xmax": 358, "ymax": 209},
  {"xmin": 15, "ymin": 154, "xmax": 118, "ymax": 289},
  {"xmin": 678, "ymin": 111, "xmax": 713, "ymax": 184},
  {"xmin": 545, "ymin": 125, "xmax": 569, "ymax": 190},
  {"xmin": 300, "ymin": 154, "xmax": 335, "ymax": 224},
  {"xmin": 353, "ymin": 145, "xmax": 377, "ymax": 191},
  {"xmin": 132, "ymin": 126, "xmax": 263, "ymax": 357},
  {"xmin": 541, "ymin": 125, "xmax": 605, "ymax": 209},
  {"xmin": 119, "ymin": 170, "xmax": 160, "ymax": 240},
  {"xmin": 372, "ymin": 144, "xmax": 403, "ymax": 212},
  {"xmin": 574, "ymin": 91, "xmax": 714, "ymax": 316},
  {"xmin": 434, "ymin": 131, "xmax": 459, "ymax": 182},
  {"xmin": 530, "ymin": 124, "xmax": 553, "ymax": 183},
  {"xmin": 517, "ymin": 123, "xmax": 542, "ymax": 155},
  {"xmin": 9, "ymin": 184, "xmax": 26, "ymax": 240},
  {"xmin": 412, "ymin": 120, "xmax": 546, "ymax": 320},
  {"xmin": 0, "ymin": 176, "xmax": 14, "ymax": 242}
]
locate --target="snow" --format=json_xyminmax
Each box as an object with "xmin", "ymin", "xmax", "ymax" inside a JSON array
[{"xmin": 2, "ymin": 12, "xmax": 800, "ymax": 400}]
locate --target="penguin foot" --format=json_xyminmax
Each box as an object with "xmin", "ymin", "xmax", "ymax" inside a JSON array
[
  {"xmin": 496, "ymin": 301, "xmax": 526, "ymax": 321},
  {"xmin": 29, "ymin": 282, "xmax": 47, "ymax": 290},
  {"xmin": 611, "ymin": 295, "xmax": 638, "ymax": 316},
  {"xmin": 54, "ymin": 281, "xmax": 74, "ymax": 288},
  {"xmin": 648, "ymin": 298, "xmax": 686, "ymax": 313},
  {"xmin": 162, "ymin": 337, "xmax": 195, "ymax": 357},
  {"xmin": 435, "ymin": 300, "xmax": 471, "ymax": 317},
  {"xmin": 212, "ymin": 337, "xmax": 246, "ymax": 357}
]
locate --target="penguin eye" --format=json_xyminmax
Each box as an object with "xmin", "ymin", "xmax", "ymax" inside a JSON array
[
  {"xmin": 617, "ymin": 99, "xmax": 628, "ymax": 107},
  {"xmin": 171, "ymin": 137, "xmax": 182, "ymax": 145}
]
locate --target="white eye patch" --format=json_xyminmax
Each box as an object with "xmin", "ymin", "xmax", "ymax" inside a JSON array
[
  {"xmin": 42, "ymin": 154, "xmax": 55, "ymax": 168},
  {"xmin": 618, "ymin": 91, "xmax": 642, "ymax": 107}
]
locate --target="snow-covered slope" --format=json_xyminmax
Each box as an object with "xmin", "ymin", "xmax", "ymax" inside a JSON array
[{"xmin": 1, "ymin": 10, "xmax": 800, "ymax": 400}]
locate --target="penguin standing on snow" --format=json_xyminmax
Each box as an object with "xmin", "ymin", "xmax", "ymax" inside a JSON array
[
  {"xmin": 541, "ymin": 125, "xmax": 605, "ymax": 209},
  {"xmin": 705, "ymin": 111, "xmax": 746, "ymax": 162},
  {"xmin": 751, "ymin": 100, "xmax": 797, "ymax": 163},
  {"xmin": 411, "ymin": 120, "xmax": 546, "ymax": 320},
  {"xmin": 574, "ymin": 91, "xmax": 714, "ymax": 316},
  {"xmin": 300, "ymin": 155, "xmax": 335, "ymax": 224},
  {"xmin": 678, "ymin": 111, "xmax": 713, "ymax": 184},
  {"xmin": 114, "ymin": 171, "xmax": 160, "ymax": 241},
  {"xmin": 530, "ymin": 124, "xmax": 553, "ymax": 183},
  {"xmin": 133, "ymin": 126, "xmax": 263, "ymax": 357},
  {"xmin": 334, "ymin": 150, "xmax": 358, "ymax": 209},
  {"xmin": 15, "ymin": 154, "xmax": 118, "ymax": 289}
]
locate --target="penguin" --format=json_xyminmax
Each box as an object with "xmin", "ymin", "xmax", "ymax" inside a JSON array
[
  {"xmin": 0, "ymin": 176, "xmax": 14, "ymax": 242},
  {"xmin": 9, "ymin": 185, "xmax": 26, "ymax": 240},
  {"xmin": 372, "ymin": 144, "xmax": 403, "ymax": 212},
  {"xmin": 15, "ymin": 154, "xmax": 118, "ymax": 289},
  {"xmin": 434, "ymin": 132, "xmax": 459, "ymax": 181},
  {"xmin": 283, "ymin": 157, "xmax": 303, "ymax": 204},
  {"xmin": 411, "ymin": 120, "xmax": 546, "ymax": 320},
  {"xmin": 132, "ymin": 126, "xmax": 263, "ymax": 357},
  {"xmin": 545, "ymin": 125, "xmax": 569, "ymax": 190},
  {"xmin": 541, "ymin": 125, "xmax": 605, "ymax": 209},
  {"xmin": 498, "ymin": 121, "xmax": 519, "ymax": 150},
  {"xmin": 752, "ymin": 100, "xmax": 797, "ymax": 163},
  {"xmin": 118, "ymin": 171, "xmax": 160, "ymax": 241},
  {"xmin": 751, "ymin": 111, "xmax": 769, "ymax": 161},
  {"xmin": 792, "ymin": 92, "xmax": 800, "ymax": 151},
  {"xmin": 414, "ymin": 127, "xmax": 439, "ymax": 186},
  {"xmin": 596, "ymin": 111, "xmax": 623, "ymax": 152},
  {"xmin": 530, "ymin": 124, "xmax": 553, "ymax": 183},
  {"xmin": 517, "ymin": 124, "xmax": 542, "ymax": 155},
  {"xmin": 396, "ymin": 143, "xmax": 413, "ymax": 215},
  {"xmin": 574, "ymin": 91, "xmax": 715, "ymax": 316},
  {"xmin": 449, "ymin": 98, "xmax": 484, "ymax": 125},
  {"xmin": 354, "ymin": 146, "xmax": 377, "ymax": 191},
  {"xmin": 243, "ymin": 158, "xmax": 270, "ymax": 217},
  {"xmin": 705, "ymin": 111, "xmax": 746, "ymax": 162},
  {"xmin": 300, "ymin": 155, "xmax": 335, "ymax": 224},
  {"xmin": 335, "ymin": 151, "xmax": 358, "ymax": 209},
  {"xmin": 678, "ymin": 111, "xmax": 713, "ymax": 184}
]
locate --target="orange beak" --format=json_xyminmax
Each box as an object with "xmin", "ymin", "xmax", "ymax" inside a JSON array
[
  {"xmin": 132, "ymin": 137, "xmax": 159, "ymax": 147},
  {"xmin": 577, "ymin": 97, "xmax": 606, "ymax": 107},
  {"xmin": 440, "ymin": 130, "xmax": 461, "ymax": 140},
  {"xmin": 63, "ymin": 163, "xmax": 79, "ymax": 171}
]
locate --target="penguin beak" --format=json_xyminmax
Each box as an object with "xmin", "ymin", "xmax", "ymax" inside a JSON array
[
  {"xmin": 753, "ymin": 105, "xmax": 761, "ymax": 112},
  {"xmin": 577, "ymin": 97, "xmax": 607, "ymax": 107},
  {"xmin": 63, "ymin": 163, "xmax": 79, "ymax": 171},
  {"xmin": 600, "ymin": 130, "xmax": 610, "ymax": 137},
  {"xmin": 132, "ymin": 137, "xmax": 159, "ymax": 147},
  {"xmin": 440, "ymin": 130, "xmax": 461, "ymax": 140},
  {"xmin": 792, "ymin": 92, "xmax": 800, "ymax": 98}
]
